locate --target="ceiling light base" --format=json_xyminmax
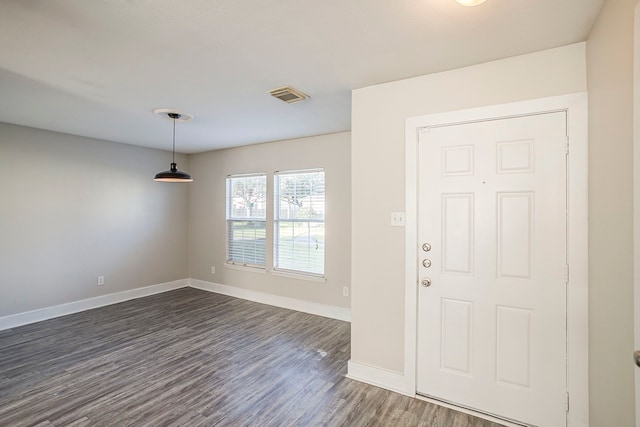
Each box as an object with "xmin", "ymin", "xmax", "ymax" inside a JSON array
[
  {"xmin": 153, "ymin": 108, "xmax": 194, "ymax": 122},
  {"xmin": 455, "ymin": 0, "xmax": 487, "ymax": 6}
]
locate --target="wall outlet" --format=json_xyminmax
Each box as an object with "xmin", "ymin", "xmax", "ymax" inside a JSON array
[
  {"xmin": 343, "ymin": 286, "xmax": 349, "ymax": 297},
  {"xmin": 391, "ymin": 212, "xmax": 406, "ymax": 227},
  {"xmin": 211, "ymin": 266, "xmax": 216, "ymax": 274},
  {"xmin": 97, "ymin": 276, "xmax": 104, "ymax": 286}
]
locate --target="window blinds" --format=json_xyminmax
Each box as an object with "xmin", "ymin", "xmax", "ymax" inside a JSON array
[
  {"xmin": 274, "ymin": 169, "xmax": 325, "ymax": 276},
  {"xmin": 226, "ymin": 174, "xmax": 267, "ymax": 267}
]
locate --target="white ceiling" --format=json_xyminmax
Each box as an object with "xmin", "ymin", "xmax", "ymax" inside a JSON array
[{"xmin": 0, "ymin": 0, "xmax": 603, "ymax": 154}]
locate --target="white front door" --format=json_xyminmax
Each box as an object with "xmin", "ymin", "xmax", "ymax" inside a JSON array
[{"xmin": 416, "ymin": 112, "xmax": 568, "ymax": 426}]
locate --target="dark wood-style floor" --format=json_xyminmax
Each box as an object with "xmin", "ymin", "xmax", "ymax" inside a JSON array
[{"xmin": 0, "ymin": 288, "xmax": 504, "ymax": 426}]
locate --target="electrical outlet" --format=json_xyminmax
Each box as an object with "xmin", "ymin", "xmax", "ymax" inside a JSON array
[
  {"xmin": 211, "ymin": 266, "xmax": 216, "ymax": 274},
  {"xmin": 343, "ymin": 287, "xmax": 349, "ymax": 297},
  {"xmin": 97, "ymin": 276, "xmax": 104, "ymax": 286},
  {"xmin": 391, "ymin": 212, "xmax": 406, "ymax": 227}
]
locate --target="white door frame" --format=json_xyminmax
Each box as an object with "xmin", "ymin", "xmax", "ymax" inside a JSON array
[
  {"xmin": 404, "ymin": 93, "xmax": 589, "ymax": 426},
  {"xmin": 633, "ymin": 3, "xmax": 640, "ymax": 425}
]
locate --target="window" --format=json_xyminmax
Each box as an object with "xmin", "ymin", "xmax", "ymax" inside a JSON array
[
  {"xmin": 274, "ymin": 169, "xmax": 325, "ymax": 276},
  {"xmin": 226, "ymin": 174, "xmax": 267, "ymax": 268}
]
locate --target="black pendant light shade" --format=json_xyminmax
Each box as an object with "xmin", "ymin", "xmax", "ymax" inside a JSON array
[
  {"xmin": 154, "ymin": 163, "xmax": 192, "ymax": 182},
  {"xmin": 154, "ymin": 112, "xmax": 193, "ymax": 182}
]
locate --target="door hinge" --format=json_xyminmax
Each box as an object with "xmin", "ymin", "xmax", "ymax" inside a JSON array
[
  {"xmin": 565, "ymin": 264, "xmax": 569, "ymax": 284},
  {"xmin": 565, "ymin": 137, "xmax": 570, "ymax": 155},
  {"xmin": 566, "ymin": 391, "xmax": 570, "ymax": 412}
]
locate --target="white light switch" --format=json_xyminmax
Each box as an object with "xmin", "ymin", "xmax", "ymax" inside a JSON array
[{"xmin": 391, "ymin": 212, "xmax": 406, "ymax": 227}]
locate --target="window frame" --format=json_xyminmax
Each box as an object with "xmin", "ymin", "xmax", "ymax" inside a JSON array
[
  {"xmin": 225, "ymin": 173, "xmax": 268, "ymax": 269},
  {"xmin": 273, "ymin": 168, "xmax": 326, "ymax": 278}
]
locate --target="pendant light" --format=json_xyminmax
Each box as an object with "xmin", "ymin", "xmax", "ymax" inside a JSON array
[{"xmin": 154, "ymin": 112, "xmax": 193, "ymax": 182}]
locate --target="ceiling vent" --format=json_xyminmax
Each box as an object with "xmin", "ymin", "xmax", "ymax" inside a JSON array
[{"xmin": 269, "ymin": 86, "xmax": 309, "ymax": 104}]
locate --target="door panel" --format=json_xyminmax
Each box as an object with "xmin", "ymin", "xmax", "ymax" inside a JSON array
[
  {"xmin": 416, "ymin": 112, "xmax": 567, "ymax": 427},
  {"xmin": 442, "ymin": 193, "xmax": 474, "ymax": 274},
  {"xmin": 497, "ymin": 192, "xmax": 533, "ymax": 279}
]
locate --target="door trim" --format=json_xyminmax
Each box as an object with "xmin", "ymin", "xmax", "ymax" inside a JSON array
[
  {"xmin": 404, "ymin": 93, "xmax": 588, "ymax": 426},
  {"xmin": 634, "ymin": 3, "xmax": 640, "ymax": 425}
]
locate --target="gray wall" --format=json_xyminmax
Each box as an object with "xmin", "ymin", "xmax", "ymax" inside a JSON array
[
  {"xmin": 188, "ymin": 132, "xmax": 351, "ymax": 309},
  {"xmin": 586, "ymin": 0, "xmax": 636, "ymax": 424},
  {"xmin": 0, "ymin": 123, "xmax": 190, "ymax": 317},
  {"xmin": 0, "ymin": 125, "xmax": 350, "ymax": 318}
]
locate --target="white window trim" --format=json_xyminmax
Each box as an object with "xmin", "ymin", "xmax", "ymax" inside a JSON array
[
  {"xmin": 270, "ymin": 268, "xmax": 326, "ymax": 282},
  {"xmin": 224, "ymin": 263, "xmax": 267, "ymax": 273}
]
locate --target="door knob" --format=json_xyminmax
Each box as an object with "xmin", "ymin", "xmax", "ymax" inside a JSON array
[
  {"xmin": 635, "ymin": 350, "xmax": 640, "ymax": 368},
  {"xmin": 421, "ymin": 278, "xmax": 432, "ymax": 287},
  {"xmin": 422, "ymin": 243, "xmax": 432, "ymax": 252},
  {"xmin": 422, "ymin": 259, "xmax": 432, "ymax": 268}
]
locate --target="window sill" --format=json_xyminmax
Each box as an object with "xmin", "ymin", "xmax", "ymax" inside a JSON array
[
  {"xmin": 271, "ymin": 269, "xmax": 326, "ymax": 283},
  {"xmin": 224, "ymin": 263, "xmax": 267, "ymax": 274}
]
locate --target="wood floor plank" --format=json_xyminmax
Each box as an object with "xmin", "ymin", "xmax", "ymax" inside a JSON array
[{"xmin": 0, "ymin": 288, "xmax": 504, "ymax": 426}]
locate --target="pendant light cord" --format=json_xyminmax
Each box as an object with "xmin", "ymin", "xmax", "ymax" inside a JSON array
[{"xmin": 172, "ymin": 117, "xmax": 176, "ymax": 164}]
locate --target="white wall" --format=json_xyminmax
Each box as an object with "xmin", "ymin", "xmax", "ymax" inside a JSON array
[
  {"xmin": 0, "ymin": 123, "xmax": 190, "ymax": 317},
  {"xmin": 188, "ymin": 132, "xmax": 351, "ymax": 309},
  {"xmin": 350, "ymin": 43, "xmax": 587, "ymax": 373},
  {"xmin": 586, "ymin": 0, "xmax": 636, "ymax": 424}
]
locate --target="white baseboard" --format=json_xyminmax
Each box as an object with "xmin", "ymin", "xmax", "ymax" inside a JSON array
[
  {"xmin": 189, "ymin": 278, "xmax": 351, "ymax": 322},
  {"xmin": 0, "ymin": 279, "xmax": 188, "ymax": 331},
  {"xmin": 0, "ymin": 278, "xmax": 351, "ymax": 331},
  {"xmin": 346, "ymin": 360, "xmax": 412, "ymax": 396}
]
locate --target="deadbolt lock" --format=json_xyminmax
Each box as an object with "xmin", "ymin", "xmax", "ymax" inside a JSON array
[
  {"xmin": 422, "ymin": 243, "xmax": 432, "ymax": 252},
  {"xmin": 422, "ymin": 259, "xmax": 432, "ymax": 268}
]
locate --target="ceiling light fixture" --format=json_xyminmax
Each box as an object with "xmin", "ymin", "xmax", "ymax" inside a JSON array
[
  {"xmin": 455, "ymin": 0, "xmax": 487, "ymax": 6},
  {"xmin": 153, "ymin": 111, "xmax": 193, "ymax": 183}
]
